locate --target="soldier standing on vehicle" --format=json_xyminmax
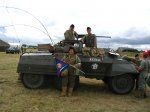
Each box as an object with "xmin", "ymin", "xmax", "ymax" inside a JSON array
[
  {"xmin": 59, "ymin": 47, "xmax": 81, "ymax": 97},
  {"xmin": 64, "ymin": 24, "xmax": 78, "ymax": 41},
  {"xmin": 82, "ymin": 27, "xmax": 97, "ymax": 56},
  {"xmin": 135, "ymin": 51, "xmax": 150, "ymax": 98}
]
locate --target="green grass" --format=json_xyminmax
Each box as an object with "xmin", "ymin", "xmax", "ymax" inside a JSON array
[{"xmin": 0, "ymin": 52, "xmax": 149, "ymax": 112}]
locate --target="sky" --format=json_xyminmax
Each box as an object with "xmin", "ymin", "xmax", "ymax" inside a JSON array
[{"xmin": 0, "ymin": 0, "xmax": 150, "ymax": 50}]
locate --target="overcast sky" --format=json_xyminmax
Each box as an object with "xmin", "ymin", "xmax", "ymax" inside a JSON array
[{"xmin": 0, "ymin": 0, "xmax": 150, "ymax": 50}]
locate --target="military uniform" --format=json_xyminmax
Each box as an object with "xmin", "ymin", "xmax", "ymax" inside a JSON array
[
  {"xmin": 82, "ymin": 34, "xmax": 98, "ymax": 57},
  {"xmin": 82, "ymin": 34, "xmax": 97, "ymax": 48},
  {"xmin": 60, "ymin": 54, "xmax": 81, "ymax": 96},
  {"xmin": 64, "ymin": 30, "xmax": 78, "ymax": 40},
  {"xmin": 138, "ymin": 59, "xmax": 150, "ymax": 98},
  {"xmin": 133, "ymin": 59, "xmax": 141, "ymax": 90}
]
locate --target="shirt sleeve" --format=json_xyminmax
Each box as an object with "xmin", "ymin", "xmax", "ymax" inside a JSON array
[
  {"xmin": 82, "ymin": 35, "xmax": 87, "ymax": 44},
  {"xmin": 139, "ymin": 60, "xmax": 145, "ymax": 70},
  {"xmin": 76, "ymin": 55, "xmax": 81, "ymax": 64},
  {"xmin": 64, "ymin": 30, "xmax": 70, "ymax": 40},
  {"xmin": 93, "ymin": 35, "xmax": 97, "ymax": 48},
  {"xmin": 74, "ymin": 31, "xmax": 78, "ymax": 38},
  {"xmin": 62, "ymin": 54, "xmax": 67, "ymax": 62}
]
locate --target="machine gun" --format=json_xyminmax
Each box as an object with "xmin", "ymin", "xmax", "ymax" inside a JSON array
[
  {"xmin": 62, "ymin": 34, "xmax": 111, "ymax": 45},
  {"xmin": 53, "ymin": 34, "xmax": 111, "ymax": 53},
  {"xmin": 77, "ymin": 34, "xmax": 111, "ymax": 40}
]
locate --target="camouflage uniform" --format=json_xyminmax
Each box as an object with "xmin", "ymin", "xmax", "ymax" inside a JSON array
[
  {"xmin": 82, "ymin": 34, "xmax": 97, "ymax": 48},
  {"xmin": 21, "ymin": 46, "xmax": 26, "ymax": 54},
  {"xmin": 133, "ymin": 59, "xmax": 141, "ymax": 90},
  {"xmin": 82, "ymin": 34, "xmax": 98, "ymax": 57},
  {"xmin": 60, "ymin": 54, "xmax": 81, "ymax": 96},
  {"xmin": 64, "ymin": 30, "xmax": 78, "ymax": 40},
  {"xmin": 138, "ymin": 59, "xmax": 150, "ymax": 98}
]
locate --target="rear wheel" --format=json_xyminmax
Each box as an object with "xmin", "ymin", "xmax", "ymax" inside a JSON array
[
  {"xmin": 108, "ymin": 74, "xmax": 134, "ymax": 94},
  {"xmin": 21, "ymin": 74, "xmax": 45, "ymax": 89}
]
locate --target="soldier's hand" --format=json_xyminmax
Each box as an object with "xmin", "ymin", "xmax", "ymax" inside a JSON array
[
  {"xmin": 57, "ymin": 63, "xmax": 62, "ymax": 69},
  {"xmin": 74, "ymin": 63, "xmax": 81, "ymax": 68}
]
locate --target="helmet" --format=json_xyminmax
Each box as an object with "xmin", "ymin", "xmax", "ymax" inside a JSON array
[{"xmin": 143, "ymin": 51, "xmax": 149, "ymax": 58}]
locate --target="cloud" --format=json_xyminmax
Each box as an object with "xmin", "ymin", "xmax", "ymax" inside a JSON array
[
  {"xmin": 99, "ymin": 36, "xmax": 150, "ymax": 45},
  {"xmin": 0, "ymin": 0, "xmax": 150, "ymax": 50},
  {"xmin": 0, "ymin": 26, "xmax": 6, "ymax": 33},
  {"xmin": 98, "ymin": 27, "xmax": 150, "ymax": 45}
]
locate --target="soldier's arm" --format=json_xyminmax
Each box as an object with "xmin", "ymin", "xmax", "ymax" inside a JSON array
[
  {"xmin": 94, "ymin": 35, "xmax": 97, "ymax": 48},
  {"xmin": 74, "ymin": 55, "xmax": 81, "ymax": 68},
  {"xmin": 81, "ymin": 36, "xmax": 85, "ymax": 43},
  {"xmin": 138, "ymin": 60, "xmax": 145, "ymax": 72},
  {"xmin": 74, "ymin": 31, "xmax": 78, "ymax": 39},
  {"xmin": 62, "ymin": 54, "xmax": 67, "ymax": 62}
]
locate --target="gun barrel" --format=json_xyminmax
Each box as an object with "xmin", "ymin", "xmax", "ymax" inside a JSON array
[{"xmin": 96, "ymin": 36, "xmax": 111, "ymax": 38}]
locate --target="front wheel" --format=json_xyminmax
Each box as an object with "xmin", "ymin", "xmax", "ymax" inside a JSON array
[
  {"xmin": 108, "ymin": 74, "xmax": 135, "ymax": 94},
  {"xmin": 21, "ymin": 74, "xmax": 45, "ymax": 89}
]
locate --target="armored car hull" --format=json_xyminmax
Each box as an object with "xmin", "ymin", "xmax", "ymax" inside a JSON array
[{"xmin": 17, "ymin": 52, "xmax": 138, "ymax": 94}]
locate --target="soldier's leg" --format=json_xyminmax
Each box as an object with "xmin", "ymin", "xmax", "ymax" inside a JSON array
[
  {"xmin": 135, "ymin": 74, "xmax": 139, "ymax": 90},
  {"xmin": 144, "ymin": 78, "xmax": 147, "ymax": 98},
  {"xmin": 68, "ymin": 75, "xmax": 76, "ymax": 96},
  {"xmin": 82, "ymin": 47, "xmax": 90, "ymax": 57},
  {"xmin": 60, "ymin": 70, "xmax": 69, "ymax": 97},
  {"xmin": 137, "ymin": 74, "xmax": 146, "ymax": 98},
  {"xmin": 68, "ymin": 69, "xmax": 76, "ymax": 96}
]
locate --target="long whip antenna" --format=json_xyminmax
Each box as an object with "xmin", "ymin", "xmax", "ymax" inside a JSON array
[{"xmin": 0, "ymin": 6, "xmax": 54, "ymax": 45}]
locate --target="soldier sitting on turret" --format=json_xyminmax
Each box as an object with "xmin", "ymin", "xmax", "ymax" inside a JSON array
[
  {"xmin": 82, "ymin": 27, "xmax": 99, "ymax": 57},
  {"xmin": 64, "ymin": 24, "xmax": 78, "ymax": 41}
]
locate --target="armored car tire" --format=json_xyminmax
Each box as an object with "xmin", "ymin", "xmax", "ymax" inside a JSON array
[
  {"xmin": 21, "ymin": 74, "xmax": 45, "ymax": 89},
  {"xmin": 108, "ymin": 74, "xmax": 135, "ymax": 94}
]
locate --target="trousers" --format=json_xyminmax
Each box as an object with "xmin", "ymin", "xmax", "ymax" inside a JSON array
[{"xmin": 61, "ymin": 67, "xmax": 76, "ymax": 88}]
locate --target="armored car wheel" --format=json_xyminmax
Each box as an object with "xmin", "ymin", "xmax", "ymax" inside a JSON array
[
  {"xmin": 108, "ymin": 74, "xmax": 134, "ymax": 94},
  {"xmin": 21, "ymin": 74, "xmax": 45, "ymax": 89}
]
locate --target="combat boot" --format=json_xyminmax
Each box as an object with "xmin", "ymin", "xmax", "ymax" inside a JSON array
[
  {"xmin": 60, "ymin": 87, "xmax": 67, "ymax": 97},
  {"xmin": 68, "ymin": 88, "xmax": 73, "ymax": 97},
  {"xmin": 134, "ymin": 90, "xmax": 141, "ymax": 98},
  {"xmin": 135, "ymin": 90, "xmax": 145, "ymax": 98},
  {"xmin": 140, "ymin": 90, "xmax": 145, "ymax": 98}
]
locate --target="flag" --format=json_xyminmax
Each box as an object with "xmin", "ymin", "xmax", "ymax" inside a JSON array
[{"xmin": 55, "ymin": 58, "xmax": 69, "ymax": 76}]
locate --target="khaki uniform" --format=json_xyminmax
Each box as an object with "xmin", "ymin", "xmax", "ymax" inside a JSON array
[
  {"xmin": 82, "ymin": 34, "xmax": 97, "ymax": 48},
  {"xmin": 133, "ymin": 59, "xmax": 141, "ymax": 90},
  {"xmin": 61, "ymin": 54, "xmax": 81, "ymax": 88},
  {"xmin": 136, "ymin": 59, "xmax": 150, "ymax": 98},
  {"xmin": 21, "ymin": 46, "xmax": 26, "ymax": 54},
  {"xmin": 138, "ymin": 59, "xmax": 150, "ymax": 91},
  {"xmin": 82, "ymin": 34, "xmax": 98, "ymax": 57},
  {"xmin": 64, "ymin": 30, "xmax": 78, "ymax": 40}
]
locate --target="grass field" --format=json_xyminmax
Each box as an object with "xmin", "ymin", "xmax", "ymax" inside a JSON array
[{"xmin": 0, "ymin": 52, "xmax": 149, "ymax": 112}]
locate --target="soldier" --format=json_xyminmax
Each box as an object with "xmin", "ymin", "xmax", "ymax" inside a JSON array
[
  {"xmin": 82, "ymin": 27, "xmax": 97, "ymax": 48},
  {"xmin": 64, "ymin": 24, "xmax": 78, "ymax": 41},
  {"xmin": 82, "ymin": 27, "xmax": 97, "ymax": 57},
  {"xmin": 59, "ymin": 47, "xmax": 81, "ymax": 97},
  {"xmin": 134, "ymin": 54, "xmax": 141, "ymax": 90},
  {"xmin": 136, "ymin": 51, "xmax": 150, "ymax": 98}
]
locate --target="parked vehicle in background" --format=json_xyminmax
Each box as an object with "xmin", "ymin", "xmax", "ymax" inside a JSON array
[{"xmin": 6, "ymin": 47, "xmax": 20, "ymax": 54}]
